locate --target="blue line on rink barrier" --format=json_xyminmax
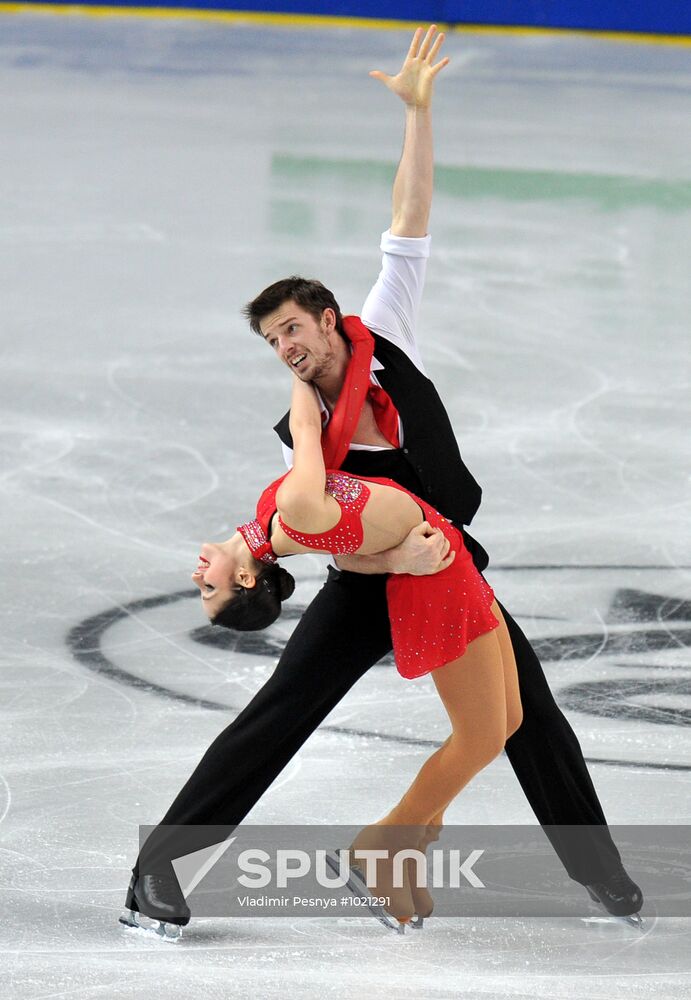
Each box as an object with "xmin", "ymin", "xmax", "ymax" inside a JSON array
[{"xmin": 11, "ymin": 0, "xmax": 691, "ymax": 37}]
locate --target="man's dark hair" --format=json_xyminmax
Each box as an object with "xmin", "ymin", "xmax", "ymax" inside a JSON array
[
  {"xmin": 243, "ymin": 276, "xmax": 344, "ymax": 337},
  {"xmin": 210, "ymin": 564, "xmax": 295, "ymax": 632}
]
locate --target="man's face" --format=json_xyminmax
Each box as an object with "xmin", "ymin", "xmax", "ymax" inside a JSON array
[{"xmin": 259, "ymin": 300, "xmax": 339, "ymax": 383}]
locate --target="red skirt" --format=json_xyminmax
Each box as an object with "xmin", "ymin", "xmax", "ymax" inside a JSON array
[{"xmin": 383, "ymin": 496, "xmax": 499, "ymax": 680}]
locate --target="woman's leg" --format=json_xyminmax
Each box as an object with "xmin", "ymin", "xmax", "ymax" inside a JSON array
[
  {"xmin": 404, "ymin": 602, "xmax": 522, "ymax": 917},
  {"xmin": 493, "ymin": 601, "xmax": 523, "ymax": 738},
  {"xmin": 390, "ymin": 601, "xmax": 523, "ymax": 828},
  {"xmin": 351, "ymin": 601, "xmax": 522, "ymax": 919},
  {"xmin": 383, "ymin": 607, "xmax": 515, "ymax": 826}
]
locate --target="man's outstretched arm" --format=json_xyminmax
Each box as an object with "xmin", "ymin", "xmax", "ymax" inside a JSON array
[
  {"xmin": 339, "ymin": 27, "xmax": 451, "ymax": 577},
  {"xmin": 370, "ymin": 24, "xmax": 449, "ymax": 237}
]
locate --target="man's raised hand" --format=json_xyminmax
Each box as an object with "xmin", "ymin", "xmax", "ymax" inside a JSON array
[{"xmin": 369, "ymin": 25, "xmax": 449, "ymax": 109}]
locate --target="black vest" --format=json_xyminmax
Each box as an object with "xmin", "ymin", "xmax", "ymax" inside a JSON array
[{"xmin": 273, "ymin": 334, "xmax": 489, "ymax": 570}]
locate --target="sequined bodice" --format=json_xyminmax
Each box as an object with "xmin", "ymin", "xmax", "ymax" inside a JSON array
[
  {"xmin": 325, "ymin": 472, "xmax": 366, "ymax": 505},
  {"xmin": 278, "ymin": 472, "xmax": 371, "ymax": 554}
]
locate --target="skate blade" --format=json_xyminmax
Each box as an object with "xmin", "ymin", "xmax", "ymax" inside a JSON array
[
  {"xmin": 583, "ymin": 903, "xmax": 644, "ymax": 932},
  {"xmin": 325, "ymin": 850, "xmax": 407, "ymax": 935},
  {"xmin": 606, "ymin": 911, "xmax": 644, "ymax": 931},
  {"xmin": 119, "ymin": 908, "xmax": 183, "ymax": 942}
]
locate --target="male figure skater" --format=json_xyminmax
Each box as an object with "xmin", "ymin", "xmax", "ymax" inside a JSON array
[{"xmin": 125, "ymin": 25, "xmax": 642, "ymax": 934}]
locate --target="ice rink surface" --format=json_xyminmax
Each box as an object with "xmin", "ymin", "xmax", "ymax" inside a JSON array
[{"xmin": 1, "ymin": 10, "xmax": 690, "ymax": 998}]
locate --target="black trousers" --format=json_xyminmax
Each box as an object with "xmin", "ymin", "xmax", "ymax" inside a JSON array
[{"xmin": 136, "ymin": 563, "xmax": 621, "ymax": 884}]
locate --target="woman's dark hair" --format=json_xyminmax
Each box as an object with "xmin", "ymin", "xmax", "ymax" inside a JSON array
[
  {"xmin": 243, "ymin": 276, "xmax": 344, "ymax": 337},
  {"xmin": 210, "ymin": 564, "xmax": 295, "ymax": 632}
]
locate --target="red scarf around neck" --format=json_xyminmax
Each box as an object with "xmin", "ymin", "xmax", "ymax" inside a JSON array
[
  {"xmin": 321, "ymin": 315, "xmax": 399, "ymax": 469},
  {"xmin": 252, "ymin": 316, "xmax": 399, "ymax": 538}
]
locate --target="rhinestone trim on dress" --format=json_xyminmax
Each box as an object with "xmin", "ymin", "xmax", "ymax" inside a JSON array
[
  {"xmin": 324, "ymin": 472, "xmax": 364, "ymax": 504},
  {"xmin": 237, "ymin": 519, "xmax": 277, "ymax": 565},
  {"xmin": 277, "ymin": 472, "xmax": 370, "ymax": 555}
]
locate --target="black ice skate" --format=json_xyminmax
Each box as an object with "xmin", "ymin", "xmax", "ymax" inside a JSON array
[
  {"xmin": 584, "ymin": 864, "xmax": 644, "ymax": 930},
  {"xmin": 325, "ymin": 849, "xmax": 408, "ymax": 935},
  {"xmin": 119, "ymin": 872, "xmax": 191, "ymax": 941}
]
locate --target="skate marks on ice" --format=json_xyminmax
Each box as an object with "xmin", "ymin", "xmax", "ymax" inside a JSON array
[{"xmin": 65, "ymin": 568, "xmax": 691, "ymax": 769}]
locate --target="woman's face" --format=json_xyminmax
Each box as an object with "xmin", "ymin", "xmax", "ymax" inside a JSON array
[{"xmin": 191, "ymin": 542, "xmax": 239, "ymax": 620}]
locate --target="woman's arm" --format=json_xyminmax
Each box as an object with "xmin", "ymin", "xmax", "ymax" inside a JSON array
[{"xmin": 275, "ymin": 377, "xmax": 330, "ymax": 525}]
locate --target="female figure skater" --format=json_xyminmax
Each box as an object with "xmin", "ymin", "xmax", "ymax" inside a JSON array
[{"xmin": 193, "ymin": 374, "xmax": 522, "ymax": 930}]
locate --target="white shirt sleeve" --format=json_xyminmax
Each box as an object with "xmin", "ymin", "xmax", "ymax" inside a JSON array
[
  {"xmin": 360, "ymin": 229, "xmax": 431, "ymax": 375},
  {"xmin": 281, "ymin": 441, "xmax": 294, "ymax": 469}
]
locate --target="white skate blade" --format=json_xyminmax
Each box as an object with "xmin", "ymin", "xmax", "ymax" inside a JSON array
[
  {"xmin": 119, "ymin": 908, "xmax": 183, "ymax": 942},
  {"xmin": 325, "ymin": 850, "xmax": 407, "ymax": 935},
  {"xmin": 583, "ymin": 902, "xmax": 645, "ymax": 932}
]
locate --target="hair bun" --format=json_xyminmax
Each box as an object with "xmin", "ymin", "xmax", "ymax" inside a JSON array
[{"xmin": 277, "ymin": 567, "xmax": 295, "ymax": 601}]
